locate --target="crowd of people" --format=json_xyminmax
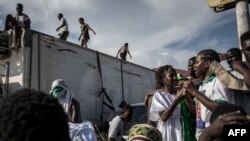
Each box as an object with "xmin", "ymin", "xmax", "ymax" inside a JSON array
[
  {"xmin": 143, "ymin": 31, "xmax": 250, "ymax": 141},
  {"xmin": 1, "ymin": 2, "xmax": 250, "ymax": 141},
  {"xmin": 2, "ymin": 3, "xmax": 131, "ymax": 61}
]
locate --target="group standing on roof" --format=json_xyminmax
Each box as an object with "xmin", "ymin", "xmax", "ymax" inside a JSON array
[{"xmin": 2, "ymin": 3, "xmax": 133, "ymax": 62}]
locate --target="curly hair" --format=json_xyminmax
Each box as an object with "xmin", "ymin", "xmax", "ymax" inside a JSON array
[
  {"xmin": 157, "ymin": 65, "xmax": 174, "ymax": 87},
  {"xmin": 0, "ymin": 89, "xmax": 70, "ymax": 141},
  {"xmin": 198, "ymin": 49, "xmax": 221, "ymax": 63}
]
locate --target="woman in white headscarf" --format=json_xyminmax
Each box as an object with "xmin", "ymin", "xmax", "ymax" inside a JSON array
[{"xmin": 50, "ymin": 79, "xmax": 81, "ymax": 123}]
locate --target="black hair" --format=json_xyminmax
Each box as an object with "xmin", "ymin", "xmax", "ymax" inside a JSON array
[
  {"xmin": 122, "ymin": 104, "xmax": 133, "ymax": 113},
  {"xmin": 227, "ymin": 48, "xmax": 242, "ymax": 60},
  {"xmin": 198, "ymin": 49, "xmax": 221, "ymax": 63},
  {"xmin": 240, "ymin": 30, "xmax": 250, "ymax": 48},
  {"xmin": 17, "ymin": 3, "xmax": 23, "ymax": 8},
  {"xmin": 210, "ymin": 104, "xmax": 247, "ymax": 123},
  {"xmin": 125, "ymin": 43, "xmax": 128, "ymax": 46},
  {"xmin": 157, "ymin": 65, "xmax": 174, "ymax": 87},
  {"xmin": 188, "ymin": 56, "xmax": 196, "ymax": 62},
  {"xmin": 58, "ymin": 13, "xmax": 63, "ymax": 17},
  {"xmin": 79, "ymin": 17, "xmax": 84, "ymax": 21},
  {"xmin": 0, "ymin": 89, "xmax": 70, "ymax": 141},
  {"xmin": 119, "ymin": 101, "xmax": 127, "ymax": 109}
]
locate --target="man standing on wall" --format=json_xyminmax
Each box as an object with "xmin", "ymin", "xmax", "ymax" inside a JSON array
[{"xmin": 56, "ymin": 13, "xmax": 69, "ymax": 41}]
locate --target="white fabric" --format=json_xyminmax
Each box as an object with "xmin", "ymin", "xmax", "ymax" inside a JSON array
[
  {"xmin": 108, "ymin": 115, "xmax": 124, "ymax": 141},
  {"xmin": 149, "ymin": 91, "xmax": 182, "ymax": 141},
  {"xmin": 60, "ymin": 17, "xmax": 69, "ymax": 32},
  {"xmin": 50, "ymin": 79, "xmax": 73, "ymax": 114},
  {"xmin": 68, "ymin": 121, "xmax": 97, "ymax": 141},
  {"xmin": 196, "ymin": 77, "xmax": 235, "ymax": 129},
  {"xmin": 228, "ymin": 70, "xmax": 244, "ymax": 80}
]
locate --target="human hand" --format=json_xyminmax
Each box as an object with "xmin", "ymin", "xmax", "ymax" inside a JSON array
[
  {"xmin": 200, "ymin": 111, "xmax": 250, "ymax": 140},
  {"xmin": 176, "ymin": 88, "xmax": 187, "ymax": 100},
  {"xmin": 56, "ymin": 27, "xmax": 60, "ymax": 32},
  {"xmin": 230, "ymin": 61, "xmax": 246, "ymax": 71},
  {"xmin": 179, "ymin": 80, "xmax": 196, "ymax": 94}
]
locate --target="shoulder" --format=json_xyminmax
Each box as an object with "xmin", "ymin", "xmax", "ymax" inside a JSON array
[
  {"xmin": 22, "ymin": 13, "xmax": 30, "ymax": 18},
  {"xmin": 112, "ymin": 115, "xmax": 122, "ymax": 122}
]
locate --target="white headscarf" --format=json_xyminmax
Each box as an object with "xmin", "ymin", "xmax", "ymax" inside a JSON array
[{"xmin": 50, "ymin": 79, "xmax": 73, "ymax": 114}]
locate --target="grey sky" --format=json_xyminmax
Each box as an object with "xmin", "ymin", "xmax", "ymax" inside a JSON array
[{"xmin": 0, "ymin": 0, "xmax": 239, "ymax": 69}]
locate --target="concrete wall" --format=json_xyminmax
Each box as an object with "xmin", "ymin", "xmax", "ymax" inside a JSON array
[{"xmin": 30, "ymin": 32, "xmax": 156, "ymax": 123}]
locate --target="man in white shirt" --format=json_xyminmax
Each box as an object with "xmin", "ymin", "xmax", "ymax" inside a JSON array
[
  {"xmin": 56, "ymin": 13, "xmax": 69, "ymax": 41},
  {"xmin": 108, "ymin": 104, "xmax": 133, "ymax": 141}
]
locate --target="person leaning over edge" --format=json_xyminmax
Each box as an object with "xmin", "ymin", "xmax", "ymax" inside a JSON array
[{"xmin": 116, "ymin": 43, "xmax": 132, "ymax": 61}]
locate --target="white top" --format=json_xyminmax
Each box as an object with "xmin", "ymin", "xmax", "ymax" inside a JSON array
[
  {"xmin": 108, "ymin": 115, "xmax": 124, "ymax": 141},
  {"xmin": 68, "ymin": 121, "xmax": 97, "ymax": 141},
  {"xmin": 150, "ymin": 91, "xmax": 182, "ymax": 141},
  {"xmin": 196, "ymin": 77, "xmax": 235, "ymax": 129},
  {"xmin": 60, "ymin": 17, "xmax": 69, "ymax": 32}
]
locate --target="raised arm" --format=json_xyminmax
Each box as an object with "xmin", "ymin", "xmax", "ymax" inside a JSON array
[{"xmin": 231, "ymin": 61, "xmax": 250, "ymax": 87}]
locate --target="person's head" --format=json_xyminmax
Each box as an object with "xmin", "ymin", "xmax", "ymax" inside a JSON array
[
  {"xmin": 79, "ymin": 17, "xmax": 84, "ymax": 24},
  {"xmin": 128, "ymin": 124, "xmax": 162, "ymax": 141},
  {"xmin": 240, "ymin": 31, "xmax": 250, "ymax": 63},
  {"xmin": 226, "ymin": 48, "xmax": 242, "ymax": 65},
  {"xmin": 121, "ymin": 104, "xmax": 133, "ymax": 121},
  {"xmin": 119, "ymin": 101, "xmax": 127, "ymax": 109},
  {"xmin": 0, "ymin": 89, "xmax": 70, "ymax": 141},
  {"xmin": 58, "ymin": 13, "xmax": 63, "ymax": 20},
  {"xmin": 50, "ymin": 79, "xmax": 72, "ymax": 114},
  {"xmin": 188, "ymin": 57, "xmax": 196, "ymax": 78},
  {"xmin": 16, "ymin": 3, "xmax": 23, "ymax": 15},
  {"xmin": 125, "ymin": 43, "xmax": 128, "ymax": 47},
  {"xmin": 157, "ymin": 65, "xmax": 177, "ymax": 91},
  {"xmin": 194, "ymin": 49, "xmax": 220, "ymax": 78}
]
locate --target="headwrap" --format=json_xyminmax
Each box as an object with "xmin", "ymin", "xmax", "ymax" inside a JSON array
[
  {"xmin": 50, "ymin": 79, "xmax": 73, "ymax": 114},
  {"xmin": 128, "ymin": 124, "xmax": 162, "ymax": 141}
]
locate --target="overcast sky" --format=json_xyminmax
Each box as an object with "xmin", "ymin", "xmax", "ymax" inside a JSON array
[{"xmin": 0, "ymin": 0, "xmax": 239, "ymax": 70}]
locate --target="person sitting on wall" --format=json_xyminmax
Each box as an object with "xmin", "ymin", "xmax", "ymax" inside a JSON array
[{"xmin": 12, "ymin": 3, "xmax": 31, "ymax": 49}]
